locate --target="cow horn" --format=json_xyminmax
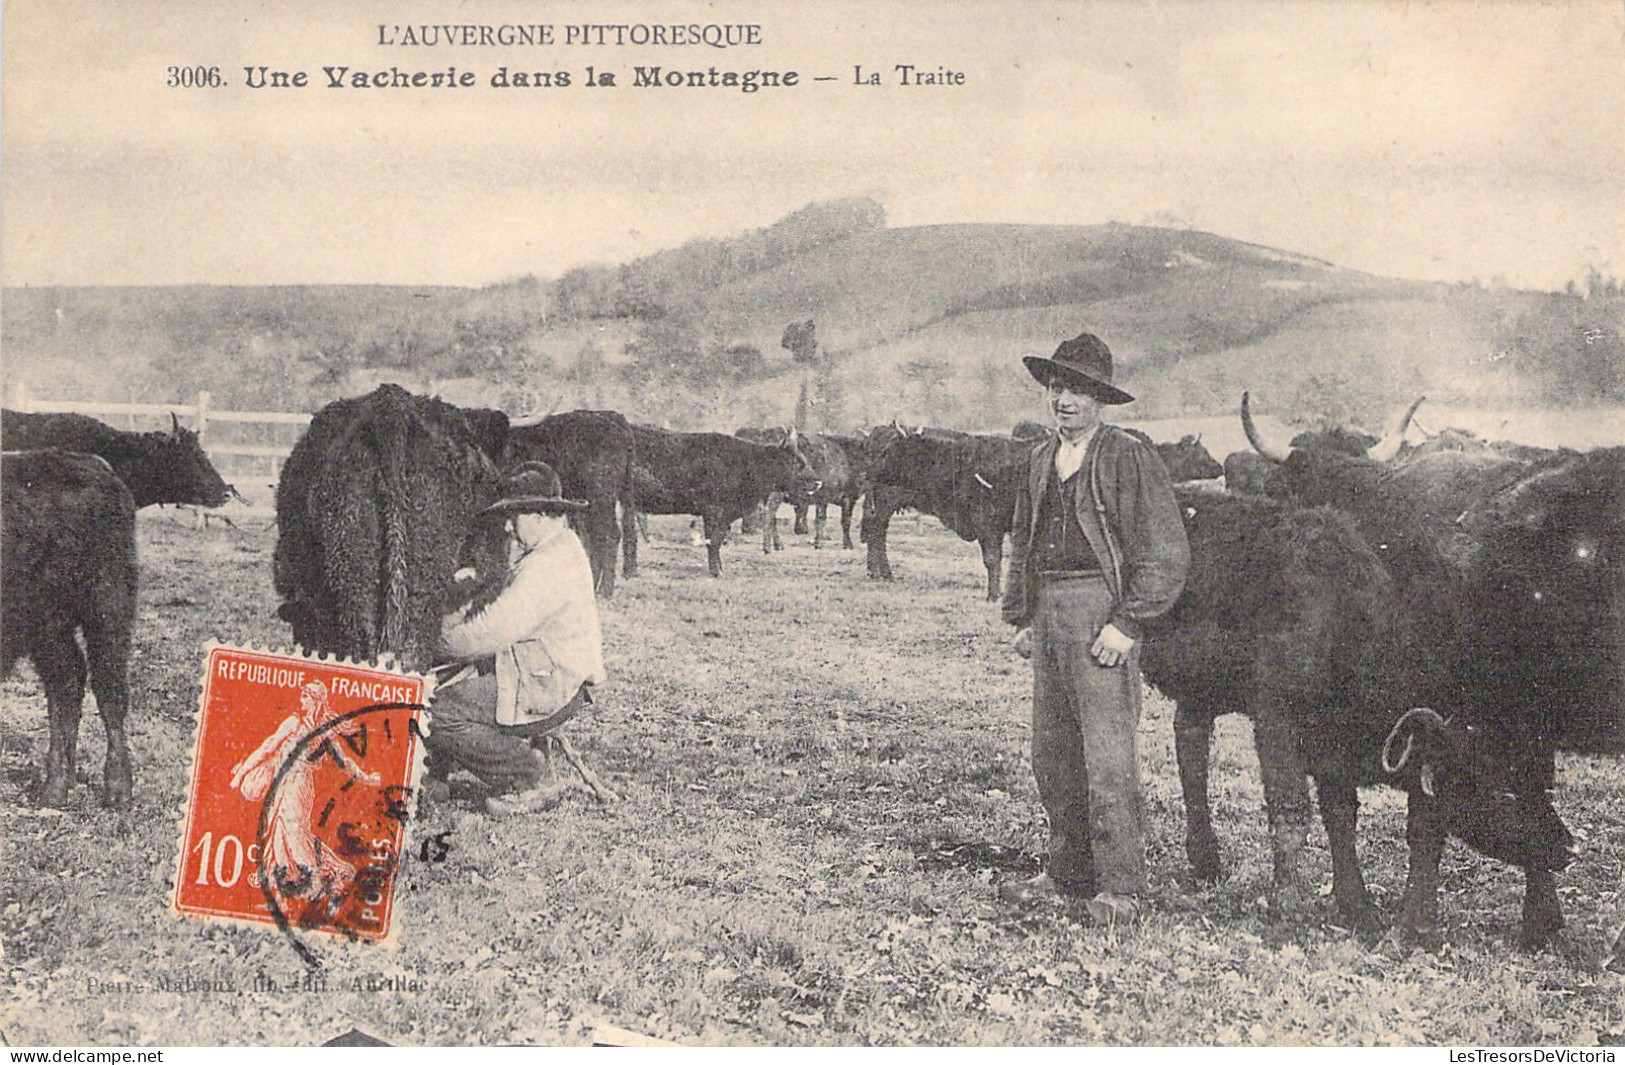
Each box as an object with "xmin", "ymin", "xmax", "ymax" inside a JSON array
[
  {"xmin": 509, "ymin": 412, "xmax": 549, "ymax": 428},
  {"xmin": 1381, "ymin": 707, "xmax": 1448, "ymax": 774},
  {"xmin": 1240, "ymin": 392, "xmax": 1287, "ymax": 463},
  {"xmin": 170, "ymin": 412, "xmax": 182, "ymax": 435},
  {"xmin": 1369, "ymin": 395, "xmax": 1426, "ymax": 462}
]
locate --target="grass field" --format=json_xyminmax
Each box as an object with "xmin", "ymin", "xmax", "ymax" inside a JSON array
[{"xmin": 3, "ymin": 511, "xmax": 1623, "ymax": 1046}]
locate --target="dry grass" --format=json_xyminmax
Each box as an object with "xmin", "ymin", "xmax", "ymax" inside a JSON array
[{"xmin": 2, "ymin": 511, "xmax": 1623, "ymax": 1046}]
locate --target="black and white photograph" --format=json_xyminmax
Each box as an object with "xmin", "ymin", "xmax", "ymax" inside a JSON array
[{"xmin": 2, "ymin": 0, "xmax": 1623, "ymax": 1048}]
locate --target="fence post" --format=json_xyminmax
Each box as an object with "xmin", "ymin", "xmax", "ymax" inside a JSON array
[{"xmin": 192, "ymin": 391, "xmax": 213, "ymax": 529}]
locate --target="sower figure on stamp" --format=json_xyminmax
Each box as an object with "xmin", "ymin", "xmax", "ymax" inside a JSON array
[
  {"xmin": 426, "ymin": 462, "xmax": 616, "ymax": 817},
  {"xmin": 999, "ymin": 332, "xmax": 1190, "ymax": 926},
  {"xmin": 231, "ymin": 679, "xmax": 379, "ymax": 909}
]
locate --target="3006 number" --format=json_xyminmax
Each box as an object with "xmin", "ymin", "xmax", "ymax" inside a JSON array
[{"xmin": 167, "ymin": 66, "xmax": 224, "ymax": 88}]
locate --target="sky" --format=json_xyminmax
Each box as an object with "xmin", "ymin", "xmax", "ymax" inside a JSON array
[{"xmin": 4, "ymin": 0, "xmax": 1623, "ymax": 291}]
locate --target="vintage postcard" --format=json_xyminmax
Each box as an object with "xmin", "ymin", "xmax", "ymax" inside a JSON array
[{"xmin": 2, "ymin": 0, "xmax": 1622, "ymax": 1050}]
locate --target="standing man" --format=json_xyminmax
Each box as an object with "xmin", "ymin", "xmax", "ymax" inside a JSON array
[{"xmin": 999, "ymin": 332, "xmax": 1190, "ymax": 925}]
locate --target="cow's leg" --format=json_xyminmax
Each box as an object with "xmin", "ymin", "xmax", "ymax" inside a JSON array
[
  {"xmin": 33, "ymin": 634, "xmax": 88, "ymax": 808},
  {"xmin": 1252, "ymin": 704, "xmax": 1313, "ymax": 918},
  {"xmin": 1398, "ymin": 790, "xmax": 1445, "ymax": 945},
  {"xmin": 980, "ymin": 535, "xmax": 1004, "ymax": 601},
  {"xmin": 840, "ymin": 500, "xmax": 855, "ymax": 550},
  {"xmin": 702, "ymin": 512, "xmax": 726, "ymax": 577},
  {"xmin": 813, "ymin": 504, "xmax": 828, "ymax": 549},
  {"xmin": 760, "ymin": 501, "xmax": 773, "ymax": 554},
  {"xmin": 621, "ymin": 504, "xmax": 640, "ymax": 578},
  {"xmin": 863, "ymin": 496, "xmax": 894, "ymax": 580},
  {"xmin": 582, "ymin": 500, "xmax": 619, "ymax": 598},
  {"xmin": 1518, "ymin": 870, "xmax": 1564, "ymax": 951},
  {"xmin": 1317, "ymin": 779, "xmax": 1377, "ymax": 928},
  {"xmin": 83, "ymin": 605, "xmax": 134, "ymax": 810},
  {"xmin": 1174, "ymin": 702, "xmax": 1222, "ymax": 882},
  {"xmin": 793, "ymin": 505, "xmax": 809, "ymax": 536}
]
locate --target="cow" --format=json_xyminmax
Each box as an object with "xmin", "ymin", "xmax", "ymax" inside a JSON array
[
  {"xmin": 1144, "ymin": 487, "xmax": 1573, "ymax": 935},
  {"xmin": 862, "ymin": 424, "xmax": 1026, "ymax": 601},
  {"xmin": 622, "ymin": 425, "xmax": 815, "ymax": 577},
  {"xmin": 1223, "ymin": 391, "xmax": 1424, "ymax": 493},
  {"xmin": 1125, "ymin": 429, "xmax": 1225, "ymax": 483},
  {"xmin": 736, "ymin": 428, "xmax": 866, "ymax": 551},
  {"xmin": 1246, "ymin": 432, "xmax": 1625, "ymax": 947},
  {"xmin": 2, "ymin": 450, "xmax": 139, "ymax": 809},
  {"xmin": 1021, "ymin": 421, "xmax": 1223, "ymax": 483},
  {"xmin": 506, "ymin": 410, "xmax": 635, "ymax": 598},
  {"xmin": 274, "ymin": 385, "xmax": 512, "ymax": 671},
  {"xmin": 1394, "ymin": 423, "xmax": 1564, "ymax": 466},
  {"xmin": 1, "ymin": 409, "xmax": 236, "ymax": 509}
]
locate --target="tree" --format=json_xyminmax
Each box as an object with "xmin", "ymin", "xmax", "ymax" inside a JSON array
[{"xmin": 782, "ymin": 319, "xmax": 818, "ymax": 364}]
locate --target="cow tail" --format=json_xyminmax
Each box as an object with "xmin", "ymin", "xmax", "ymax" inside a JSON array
[{"xmin": 372, "ymin": 413, "xmax": 412, "ymax": 660}]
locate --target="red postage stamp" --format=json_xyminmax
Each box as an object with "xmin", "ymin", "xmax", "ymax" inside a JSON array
[{"xmin": 172, "ymin": 643, "xmax": 430, "ymax": 952}]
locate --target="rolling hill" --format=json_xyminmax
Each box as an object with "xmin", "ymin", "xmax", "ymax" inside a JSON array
[{"xmin": 3, "ymin": 199, "xmax": 1618, "ymax": 435}]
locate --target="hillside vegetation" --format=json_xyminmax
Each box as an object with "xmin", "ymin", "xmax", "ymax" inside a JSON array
[{"xmin": 4, "ymin": 199, "xmax": 1620, "ymax": 434}]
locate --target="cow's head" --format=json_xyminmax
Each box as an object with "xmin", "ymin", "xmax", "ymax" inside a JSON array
[
  {"xmin": 777, "ymin": 426, "xmax": 821, "ymax": 496},
  {"xmin": 131, "ymin": 414, "xmax": 235, "ymax": 508},
  {"xmin": 1161, "ymin": 435, "xmax": 1223, "ymax": 482},
  {"xmin": 1384, "ymin": 708, "xmax": 1575, "ymax": 872}
]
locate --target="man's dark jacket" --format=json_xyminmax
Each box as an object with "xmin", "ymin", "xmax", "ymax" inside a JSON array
[{"xmin": 1001, "ymin": 425, "xmax": 1191, "ymax": 640}]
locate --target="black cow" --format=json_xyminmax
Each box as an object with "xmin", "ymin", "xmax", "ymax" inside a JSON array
[
  {"xmin": 1224, "ymin": 391, "xmax": 1424, "ymax": 493},
  {"xmin": 1254, "ymin": 437, "xmax": 1625, "ymax": 946},
  {"xmin": 1394, "ymin": 424, "xmax": 1563, "ymax": 466},
  {"xmin": 1, "ymin": 409, "xmax": 235, "ymax": 509},
  {"xmin": 624, "ymin": 425, "xmax": 814, "ymax": 577},
  {"xmin": 274, "ymin": 385, "xmax": 511, "ymax": 671},
  {"xmin": 506, "ymin": 410, "xmax": 635, "ymax": 598},
  {"xmin": 862, "ymin": 424, "xmax": 1026, "ymax": 601},
  {"xmin": 1020, "ymin": 422, "xmax": 1222, "ymax": 483},
  {"xmin": 737, "ymin": 428, "xmax": 866, "ymax": 551},
  {"xmin": 2, "ymin": 450, "xmax": 139, "ymax": 808},
  {"xmin": 1145, "ymin": 488, "xmax": 1572, "ymax": 934}
]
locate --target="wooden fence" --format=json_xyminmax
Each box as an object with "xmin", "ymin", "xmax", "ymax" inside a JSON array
[{"xmin": 6, "ymin": 385, "xmax": 311, "ymax": 524}]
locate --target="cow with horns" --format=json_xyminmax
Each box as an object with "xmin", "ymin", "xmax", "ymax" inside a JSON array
[
  {"xmin": 1205, "ymin": 394, "xmax": 1624, "ymax": 946},
  {"xmin": 1143, "ymin": 488, "xmax": 1574, "ymax": 936},
  {"xmin": 862, "ymin": 423, "xmax": 1028, "ymax": 601},
  {"xmin": 1, "ymin": 408, "xmax": 237, "ymax": 509},
  {"xmin": 623, "ymin": 424, "xmax": 816, "ymax": 577}
]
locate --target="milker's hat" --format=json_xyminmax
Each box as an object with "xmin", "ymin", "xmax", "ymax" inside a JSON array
[
  {"xmin": 1022, "ymin": 331, "xmax": 1135, "ymax": 405},
  {"xmin": 481, "ymin": 461, "xmax": 589, "ymax": 516}
]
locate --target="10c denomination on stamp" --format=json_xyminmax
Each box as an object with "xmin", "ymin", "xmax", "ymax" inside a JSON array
[{"xmin": 172, "ymin": 643, "xmax": 430, "ymax": 951}]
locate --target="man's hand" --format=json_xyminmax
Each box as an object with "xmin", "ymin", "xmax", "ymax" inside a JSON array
[
  {"xmin": 1091, "ymin": 623, "xmax": 1135, "ymax": 667},
  {"xmin": 1011, "ymin": 626, "xmax": 1033, "ymax": 659}
]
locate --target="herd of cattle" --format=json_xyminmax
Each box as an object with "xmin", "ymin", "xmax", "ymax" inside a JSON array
[{"xmin": 1, "ymin": 385, "xmax": 1621, "ymax": 955}]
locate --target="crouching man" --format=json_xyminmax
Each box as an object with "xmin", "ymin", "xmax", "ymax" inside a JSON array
[{"xmin": 426, "ymin": 462, "xmax": 612, "ymax": 817}]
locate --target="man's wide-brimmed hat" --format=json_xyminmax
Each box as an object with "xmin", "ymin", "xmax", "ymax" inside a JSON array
[
  {"xmin": 482, "ymin": 461, "xmax": 589, "ymax": 516},
  {"xmin": 1022, "ymin": 331, "xmax": 1135, "ymax": 405}
]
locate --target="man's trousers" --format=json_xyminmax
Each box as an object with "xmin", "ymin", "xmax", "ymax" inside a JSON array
[{"xmin": 1029, "ymin": 573, "xmax": 1148, "ymax": 895}]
